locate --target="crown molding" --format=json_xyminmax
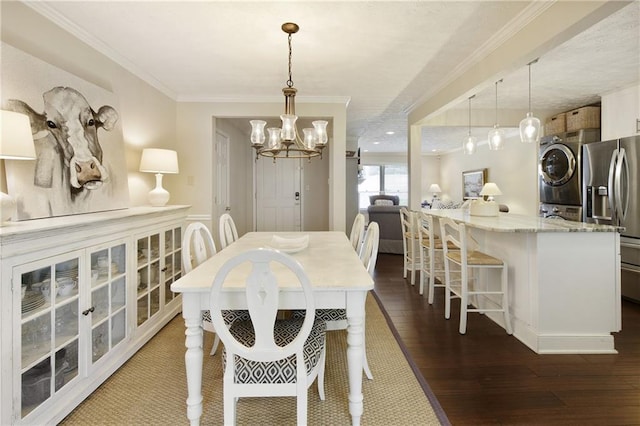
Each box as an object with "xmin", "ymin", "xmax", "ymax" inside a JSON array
[
  {"xmin": 25, "ymin": 2, "xmax": 178, "ymax": 100},
  {"xmin": 404, "ymin": 1, "xmax": 555, "ymax": 114}
]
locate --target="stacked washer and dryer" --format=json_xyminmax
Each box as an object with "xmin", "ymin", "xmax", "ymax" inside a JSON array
[{"xmin": 538, "ymin": 129, "xmax": 600, "ymax": 220}]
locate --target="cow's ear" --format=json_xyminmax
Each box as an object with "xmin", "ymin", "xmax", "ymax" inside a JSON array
[
  {"xmin": 5, "ymin": 99, "xmax": 47, "ymax": 134},
  {"xmin": 95, "ymin": 106, "xmax": 119, "ymax": 131}
]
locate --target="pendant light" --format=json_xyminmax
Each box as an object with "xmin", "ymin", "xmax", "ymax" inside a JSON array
[
  {"xmin": 519, "ymin": 59, "xmax": 541, "ymax": 144},
  {"xmin": 463, "ymin": 94, "xmax": 477, "ymax": 155},
  {"xmin": 488, "ymin": 79, "xmax": 505, "ymax": 150}
]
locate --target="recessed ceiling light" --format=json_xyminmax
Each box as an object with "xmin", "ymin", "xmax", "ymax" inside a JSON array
[
  {"xmin": 373, "ymin": 142, "xmax": 380, "ymax": 145},
  {"xmin": 363, "ymin": 149, "xmax": 369, "ymax": 152},
  {"xmin": 386, "ymin": 131, "xmax": 395, "ymax": 135}
]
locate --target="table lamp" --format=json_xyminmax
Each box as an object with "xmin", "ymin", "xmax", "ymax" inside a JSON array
[
  {"xmin": 1, "ymin": 110, "xmax": 37, "ymax": 223},
  {"xmin": 428, "ymin": 183, "xmax": 442, "ymax": 204},
  {"xmin": 139, "ymin": 148, "xmax": 179, "ymax": 207},
  {"xmin": 470, "ymin": 182, "xmax": 502, "ymax": 217}
]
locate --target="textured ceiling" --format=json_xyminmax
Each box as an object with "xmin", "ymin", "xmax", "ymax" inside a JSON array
[{"xmin": 24, "ymin": 1, "xmax": 640, "ymax": 154}]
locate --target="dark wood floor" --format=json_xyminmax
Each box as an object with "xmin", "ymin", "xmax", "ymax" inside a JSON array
[{"xmin": 372, "ymin": 253, "xmax": 640, "ymax": 426}]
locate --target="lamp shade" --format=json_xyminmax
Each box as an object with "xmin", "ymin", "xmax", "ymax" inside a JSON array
[
  {"xmin": 480, "ymin": 182, "xmax": 502, "ymax": 197},
  {"xmin": 139, "ymin": 149, "xmax": 179, "ymax": 174},
  {"xmin": 428, "ymin": 184, "xmax": 442, "ymax": 193},
  {"xmin": 1, "ymin": 110, "xmax": 36, "ymax": 160}
]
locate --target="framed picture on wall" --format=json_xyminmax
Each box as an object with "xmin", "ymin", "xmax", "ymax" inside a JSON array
[{"xmin": 462, "ymin": 168, "xmax": 487, "ymax": 199}]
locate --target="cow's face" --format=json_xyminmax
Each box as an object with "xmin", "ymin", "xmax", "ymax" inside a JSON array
[{"xmin": 41, "ymin": 87, "xmax": 117, "ymax": 189}]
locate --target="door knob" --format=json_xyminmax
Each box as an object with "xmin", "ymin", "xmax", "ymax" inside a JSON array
[{"xmin": 295, "ymin": 192, "xmax": 300, "ymax": 200}]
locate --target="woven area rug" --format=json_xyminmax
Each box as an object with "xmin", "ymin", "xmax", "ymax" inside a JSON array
[{"xmin": 61, "ymin": 294, "xmax": 447, "ymax": 425}]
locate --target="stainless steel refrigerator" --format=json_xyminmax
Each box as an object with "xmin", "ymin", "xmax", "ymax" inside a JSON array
[{"xmin": 583, "ymin": 135, "xmax": 640, "ymax": 303}]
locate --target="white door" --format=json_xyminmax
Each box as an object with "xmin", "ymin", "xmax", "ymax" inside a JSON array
[
  {"xmin": 255, "ymin": 158, "xmax": 302, "ymax": 231},
  {"xmin": 215, "ymin": 131, "xmax": 230, "ymax": 220}
]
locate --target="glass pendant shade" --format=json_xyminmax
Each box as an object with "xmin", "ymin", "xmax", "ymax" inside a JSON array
[
  {"xmin": 312, "ymin": 120, "xmax": 328, "ymax": 145},
  {"xmin": 488, "ymin": 125, "xmax": 505, "ymax": 150},
  {"xmin": 463, "ymin": 134, "xmax": 477, "ymax": 155},
  {"xmin": 280, "ymin": 114, "xmax": 297, "ymax": 141},
  {"xmin": 488, "ymin": 80, "xmax": 504, "ymax": 150},
  {"xmin": 303, "ymin": 128, "xmax": 316, "ymax": 149},
  {"xmin": 520, "ymin": 59, "xmax": 541, "ymax": 144},
  {"xmin": 520, "ymin": 112, "xmax": 541, "ymax": 144},
  {"xmin": 267, "ymin": 127, "xmax": 281, "ymax": 150},
  {"xmin": 250, "ymin": 120, "xmax": 266, "ymax": 146}
]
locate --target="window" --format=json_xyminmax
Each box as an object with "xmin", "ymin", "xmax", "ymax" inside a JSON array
[{"xmin": 358, "ymin": 164, "xmax": 408, "ymax": 209}]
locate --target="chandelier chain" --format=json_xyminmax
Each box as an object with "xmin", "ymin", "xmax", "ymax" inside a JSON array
[{"xmin": 287, "ymin": 33, "xmax": 294, "ymax": 88}]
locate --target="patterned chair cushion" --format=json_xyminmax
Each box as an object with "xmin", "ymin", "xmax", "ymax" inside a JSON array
[
  {"xmin": 291, "ymin": 308, "xmax": 347, "ymax": 322},
  {"xmin": 202, "ymin": 309, "xmax": 250, "ymax": 325},
  {"xmin": 222, "ymin": 317, "xmax": 326, "ymax": 384}
]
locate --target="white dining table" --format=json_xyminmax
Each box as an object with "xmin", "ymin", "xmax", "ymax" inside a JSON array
[{"xmin": 170, "ymin": 231, "xmax": 374, "ymax": 425}]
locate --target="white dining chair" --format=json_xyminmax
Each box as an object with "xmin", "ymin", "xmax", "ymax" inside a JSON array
[
  {"xmin": 292, "ymin": 222, "xmax": 379, "ymax": 381},
  {"xmin": 439, "ymin": 217, "xmax": 513, "ymax": 335},
  {"xmin": 349, "ymin": 213, "xmax": 366, "ymax": 252},
  {"xmin": 182, "ymin": 222, "xmax": 249, "ymax": 355},
  {"xmin": 218, "ymin": 213, "xmax": 239, "ymax": 249},
  {"xmin": 209, "ymin": 248, "xmax": 326, "ymax": 425},
  {"xmin": 400, "ymin": 207, "xmax": 420, "ymax": 285}
]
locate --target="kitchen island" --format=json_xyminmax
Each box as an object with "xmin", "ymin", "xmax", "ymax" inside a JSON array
[{"xmin": 424, "ymin": 209, "xmax": 621, "ymax": 354}]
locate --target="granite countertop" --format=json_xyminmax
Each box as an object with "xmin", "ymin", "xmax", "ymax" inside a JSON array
[{"xmin": 424, "ymin": 209, "xmax": 621, "ymax": 233}]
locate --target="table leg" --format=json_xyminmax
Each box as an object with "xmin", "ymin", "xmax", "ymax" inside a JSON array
[
  {"xmin": 346, "ymin": 291, "xmax": 367, "ymax": 426},
  {"xmin": 182, "ymin": 294, "xmax": 204, "ymax": 425}
]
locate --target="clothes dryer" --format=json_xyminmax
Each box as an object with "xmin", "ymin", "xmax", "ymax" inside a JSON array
[{"xmin": 538, "ymin": 129, "xmax": 600, "ymax": 206}]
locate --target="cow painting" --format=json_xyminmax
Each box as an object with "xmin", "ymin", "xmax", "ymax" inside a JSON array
[{"xmin": 7, "ymin": 87, "xmax": 119, "ymax": 216}]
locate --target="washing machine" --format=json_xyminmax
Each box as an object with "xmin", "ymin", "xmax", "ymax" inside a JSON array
[{"xmin": 538, "ymin": 129, "xmax": 600, "ymax": 208}]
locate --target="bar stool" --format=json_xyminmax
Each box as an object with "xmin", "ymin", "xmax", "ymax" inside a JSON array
[
  {"xmin": 439, "ymin": 217, "xmax": 512, "ymax": 335},
  {"xmin": 400, "ymin": 207, "xmax": 420, "ymax": 285},
  {"xmin": 418, "ymin": 212, "xmax": 458, "ymax": 303}
]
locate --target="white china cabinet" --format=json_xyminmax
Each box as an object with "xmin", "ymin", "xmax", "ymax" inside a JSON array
[{"xmin": 0, "ymin": 206, "xmax": 189, "ymax": 425}]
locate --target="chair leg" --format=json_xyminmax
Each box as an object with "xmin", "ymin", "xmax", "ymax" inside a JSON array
[
  {"xmin": 501, "ymin": 263, "xmax": 513, "ymax": 335},
  {"xmin": 459, "ymin": 269, "xmax": 468, "ymax": 334},
  {"xmin": 317, "ymin": 345, "xmax": 326, "ymax": 400},
  {"xmin": 444, "ymin": 260, "xmax": 451, "ymax": 320},
  {"xmin": 224, "ymin": 388, "xmax": 236, "ymax": 426},
  {"xmin": 363, "ymin": 349, "xmax": 373, "ymax": 380},
  {"xmin": 297, "ymin": 382, "xmax": 308, "ymax": 425},
  {"xmin": 427, "ymin": 251, "xmax": 435, "ymax": 304},
  {"xmin": 211, "ymin": 334, "xmax": 220, "ymax": 356}
]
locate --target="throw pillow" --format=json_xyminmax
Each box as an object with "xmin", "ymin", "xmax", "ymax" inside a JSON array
[{"xmin": 374, "ymin": 199, "xmax": 394, "ymax": 206}]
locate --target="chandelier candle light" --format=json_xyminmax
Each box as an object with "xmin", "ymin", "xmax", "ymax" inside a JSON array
[
  {"xmin": 250, "ymin": 23, "xmax": 328, "ymax": 161},
  {"xmin": 139, "ymin": 148, "xmax": 179, "ymax": 207},
  {"xmin": 488, "ymin": 79, "xmax": 505, "ymax": 150},
  {"xmin": 463, "ymin": 94, "xmax": 476, "ymax": 155},
  {"xmin": 519, "ymin": 58, "xmax": 541, "ymax": 144}
]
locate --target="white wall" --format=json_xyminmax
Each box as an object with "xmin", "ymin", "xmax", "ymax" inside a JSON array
[{"xmin": 438, "ymin": 131, "xmax": 539, "ymax": 215}]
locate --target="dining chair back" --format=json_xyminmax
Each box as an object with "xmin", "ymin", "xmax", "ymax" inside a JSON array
[
  {"xmin": 360, "ymin": 221, "xmax": 380, "ymax": 276},
  {"xmin": 417, "ymin": 212, "xmax": 459, "ymax": 303},
  {"xmin": 349, "ymin": 213, "xmax": 366, "ymax": 252},
  {"xmin": 182, "ymin": 222, "xmax": 250, "ymax": 356},
  {"xmin": 182, "ymin": 222, "xmax": 217, "ymax": 273},
  {"xmin": 209, "ymin": 248, "xmax": 326, "ymax": 425},
  {"xmin": 439, "ymin": 217, "xmax": 513, "ymax": 335},
  {"xmin": 400, "ymin": 207, "xmax": 420, "ymax": 285},
  {"xmin": 219, "ymin": 213, "xmax": 239, "ymax": 249}
]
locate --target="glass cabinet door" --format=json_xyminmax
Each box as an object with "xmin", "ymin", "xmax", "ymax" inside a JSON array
[
  {"xmin": 18, "ymin": 255, "xmax": 80, "ymax": 418},
  {"xmin": 88, "ymin": 242, "xmax": 127, "ymax": 364},
  {"xmin": 136, "ymin": 233, "xmax": 160, "ymax": 326},
  {"xmin": 163, "ymin": 226, "xmax": 183, "ymax": 304}
]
